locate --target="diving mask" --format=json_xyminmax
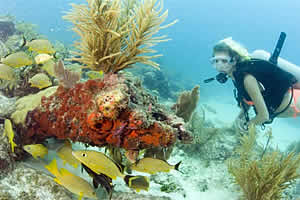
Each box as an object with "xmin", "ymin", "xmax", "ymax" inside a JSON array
[{"xmin": 210, "ymin": 55, "xmax": 234, "ymax": 73}]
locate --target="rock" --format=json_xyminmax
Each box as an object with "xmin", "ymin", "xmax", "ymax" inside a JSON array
[{"xmin": 0, "ymin": 164, "xmax": 72, "ymax": 200}]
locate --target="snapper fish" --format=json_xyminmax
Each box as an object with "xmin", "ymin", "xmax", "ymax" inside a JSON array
[
  {"xmin": 0, "ymin": 64, "xmax": 16, "ymax": 81},
  {"xmin": 25, "ymin": 39, "xmax": 55, "ymax": 54},
  {"xmin": 82, "ymin": 163, "xmax": 113, "ymax": 200},
  {"xmin": 45, "ymin": 158, "xmax": 97, "ymax": 200},
  {"xmin": 72, "ymin": 150, "xmax": 150, "ymax": 192},
  {"xmin": 1, "ymin": 51, "xmax": 33, "ymax": 68},
  {"xmin": 41, "ymin": 59, "xmax": 55, "ymax": 77},
  {"xmin": 86, "ymin": 70, "xmax": 103, "ymax": 80},
  {"xmin": 72, "ymin": 150, "xmax": 124, "ymax": 180},
  {"xmin": 34, "ymin": 53, "xmax": 53, "ymax": 64},
  {"xmin": 23, "ymin": 144, "xmax": 48, "ymax": 159},
  {"xmin": 130, "ymin": 157, "xmax": 182, "ymax": 174},
  {"xmin": 29, "ymin": 73, "xmax": 52, "ymax": 89},
  {"xmin": 56, "ymin": 140, "xmax": 81, "ymax": 169},
  {"xmin": 3, "ymin": 119, "xmax": 17, "ymax": 153}
]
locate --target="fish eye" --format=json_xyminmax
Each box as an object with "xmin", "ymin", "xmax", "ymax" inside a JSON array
[{"xmin": 82, "ymin": 153, "xmax": 87, "ymax": 157}]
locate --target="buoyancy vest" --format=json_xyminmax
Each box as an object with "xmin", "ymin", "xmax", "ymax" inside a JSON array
[{"xmin": 232, "ymin": 58, "xmax": 297, "ymax": 116}]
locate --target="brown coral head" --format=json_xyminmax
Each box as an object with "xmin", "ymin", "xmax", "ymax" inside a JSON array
[{"xmin": 96, "ymin": 86, "xmax": 128, "ymax": 119}]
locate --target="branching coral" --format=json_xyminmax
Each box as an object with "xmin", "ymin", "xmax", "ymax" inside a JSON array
[
  {"xmin": 63, "ymin": 0, "xmax": 177, "ymax": 73},
  {"xmin": 227, "ymin": 126, "xmax": 300, "ymax": 200}
]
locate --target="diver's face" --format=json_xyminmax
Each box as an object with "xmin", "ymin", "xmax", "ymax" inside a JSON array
[{"xmin": 210, "ymin": 51, "xmax": 235, "ymax": 74}]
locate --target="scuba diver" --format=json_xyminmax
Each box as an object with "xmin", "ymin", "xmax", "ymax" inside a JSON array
[{"xmin": 205, "ymin": 33, "xmax": 300, "ymax": 132}]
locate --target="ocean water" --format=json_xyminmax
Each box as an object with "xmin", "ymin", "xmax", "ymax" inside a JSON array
[{"xmin": 1, "ymin": 0, "xmax": 300, "ymax": 199}]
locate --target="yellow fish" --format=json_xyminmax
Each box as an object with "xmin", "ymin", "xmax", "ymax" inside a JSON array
[
  {"xmin": 72, "ymin": 150, "xmax": 124, "ymax": 180},
  {"xmin": 26, "ymin": 39, "xmax": 55, "ymax": 54},
  {"xmin": 1, "ymin": 52, "xmax": 33, "ymax": 68},
  {"xmin": 23, "ymin": 144, "xmax": 48, "ymax": 159},
  {"xmin": 41, "ymin": 59, "xmax": 55, "ymax": 76},
  {"xmin": 86, "ymin": 70, "xmax": 104, "ymax": 80},
  {"xmin": 45, "ymin": 159, "xmax": 97, "ymax": 200},
  {"xmin": 29, "ymin": 73, "xmax": 52, "ymax": 89},
  {"xmin": 124, "ymin": 175, "xmax": 150, "ymax": 192},
  {"xmin": 3, "ymin": 119, "xmax": 17, "ymax": 153},
  {"xmin": 34, "ymin": 53, "xmax": 53, "ymax": 64},
  {"xmin": 57, "ymin": 140, "xmax": 80, "ymax": 169},
  {"xmin": 0, "ymin": 64, "xmax": 16, "ymax": 81},
  {"xmin": 72, "ymin": 150, "xmax": 150, "ymax": 192},
  {"xmin": 130, "ymin": 157, "xmax": 182, "ymax": 174}
]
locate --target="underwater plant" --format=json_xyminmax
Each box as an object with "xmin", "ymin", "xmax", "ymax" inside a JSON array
[
  {"xmin": 227, "ymin": 125, "xmax": 300, "ymax": 200},
  {"xmin": 63, "ymin": 0, "xmax": 177, "ymax": 73}
]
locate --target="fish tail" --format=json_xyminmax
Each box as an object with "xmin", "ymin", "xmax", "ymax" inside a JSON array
[
  {"xmin": 174, "ymin": 161, "xmax": 182, "ymax": 172},
  {"xmin": 45, "ymin": 158, "xmax": 60, "ymax": 177},
  {"xmin": 21, "ymin": 35, "xmax": 26, "ymax": 48},
  {"xmin": 124, "ymin": 175, "xmax": 150, "ymax": 191},
  {"xmin": 124, "ymin": 175, "xmax": 134, "ymax": 187}
]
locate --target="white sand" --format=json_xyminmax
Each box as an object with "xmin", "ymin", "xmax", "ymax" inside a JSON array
[{"xmin": 202, "ymin": 99, "xmax": 300, "ymax": 151}]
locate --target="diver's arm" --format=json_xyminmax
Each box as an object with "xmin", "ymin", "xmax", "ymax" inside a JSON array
[{"xmin": 243, "ymin": 74, "xmax": 269, "ymax": 125}]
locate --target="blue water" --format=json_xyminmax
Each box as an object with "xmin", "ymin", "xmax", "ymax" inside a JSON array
[{"xmin": 1, "ymin": 0, "xmax": 300, "ymax": 144}]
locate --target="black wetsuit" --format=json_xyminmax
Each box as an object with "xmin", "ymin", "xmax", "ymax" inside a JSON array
[{"xmin": 232, "ymin": 58, "xmax": 297, "ymax": 120}]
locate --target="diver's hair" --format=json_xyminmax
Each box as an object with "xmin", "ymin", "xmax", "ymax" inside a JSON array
[{"xmin": 212, "ymin": 38, "xmax": 250, "ymax": 63}]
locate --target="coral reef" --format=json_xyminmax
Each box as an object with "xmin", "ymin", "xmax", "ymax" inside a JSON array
[
  {"xmin": 227, "ymin": 126, "xmax": 300, "ymax": 200},
  {"xmin": 0, "ymin": 164, "xmax": 72, "ymax": 200},
  {"xmin": 0, "ymin": 93, "xmax": 16, "ymax": 118},
  {"xmin": 142, "ymin": 69, "xmax": 175, "ymax": 100},
  {"xmin": 0, "ymin": 15, "xmax": 16, "ymax": 42},
  {"xmin": 24, "ymin": 73, "xmax": 189, "ymax": 150},
  {"xmin": 0, "ymin": 40, "xmax": 9, "ymax": 58},
  {"xmin": 0, "ymin": 125, "xmax": 15, "ymax": 180},
  {"xmin": 10, "ymin": 86, "xmax": 58, "ymax": 125},
  {"xmin": 172, "ymin": 85, "xmax": 200, "ymax": 122},
  {"xmin": 63, "ymin": 0, "xmax": 177, "ymax": 73}
]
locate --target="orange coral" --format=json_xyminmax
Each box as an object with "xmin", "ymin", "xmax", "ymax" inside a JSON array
[{"xmin": 24, "ymin": 74, "xmax": 179, "ymax": 150}]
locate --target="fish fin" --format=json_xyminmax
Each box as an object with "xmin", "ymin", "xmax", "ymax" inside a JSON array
[
  {"xmin": 53, "ymin": 177, "xmax": 62, "ymax": 185},
  {"xmin": 92, "ymin": 178, "xmax": 98, "ymax": 189},
  {"xmin": 72, "ymin": 163, "xmax": 79, "ymax": 169},
  {"xmin": 124, "ymin": 175, "xmax": 134, "ymax": 187},
  {"xmin": 78, "ymin": 192, "xmax": 83, "ymax": 200},
  {"xmin": 53, "ymin": 52, "xmax": 57, "ymax": 59},
  {"xmin": 59, "ymin": 168, "xmax": 72, "ymax": 177},
  {"xmin": 45, "ymin": 159, "xmax": 60, "ymax": 177},
  {"xmin": 21, "ymin": 35, "xmax": 26, "ymax": 48},
  {"xmin": 174, "ymin": 161, "xmax": 182, "ymax": 172},
  {"xmin": 10, "ymin": 140, "xmax": 17, "ymax": 153}
]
